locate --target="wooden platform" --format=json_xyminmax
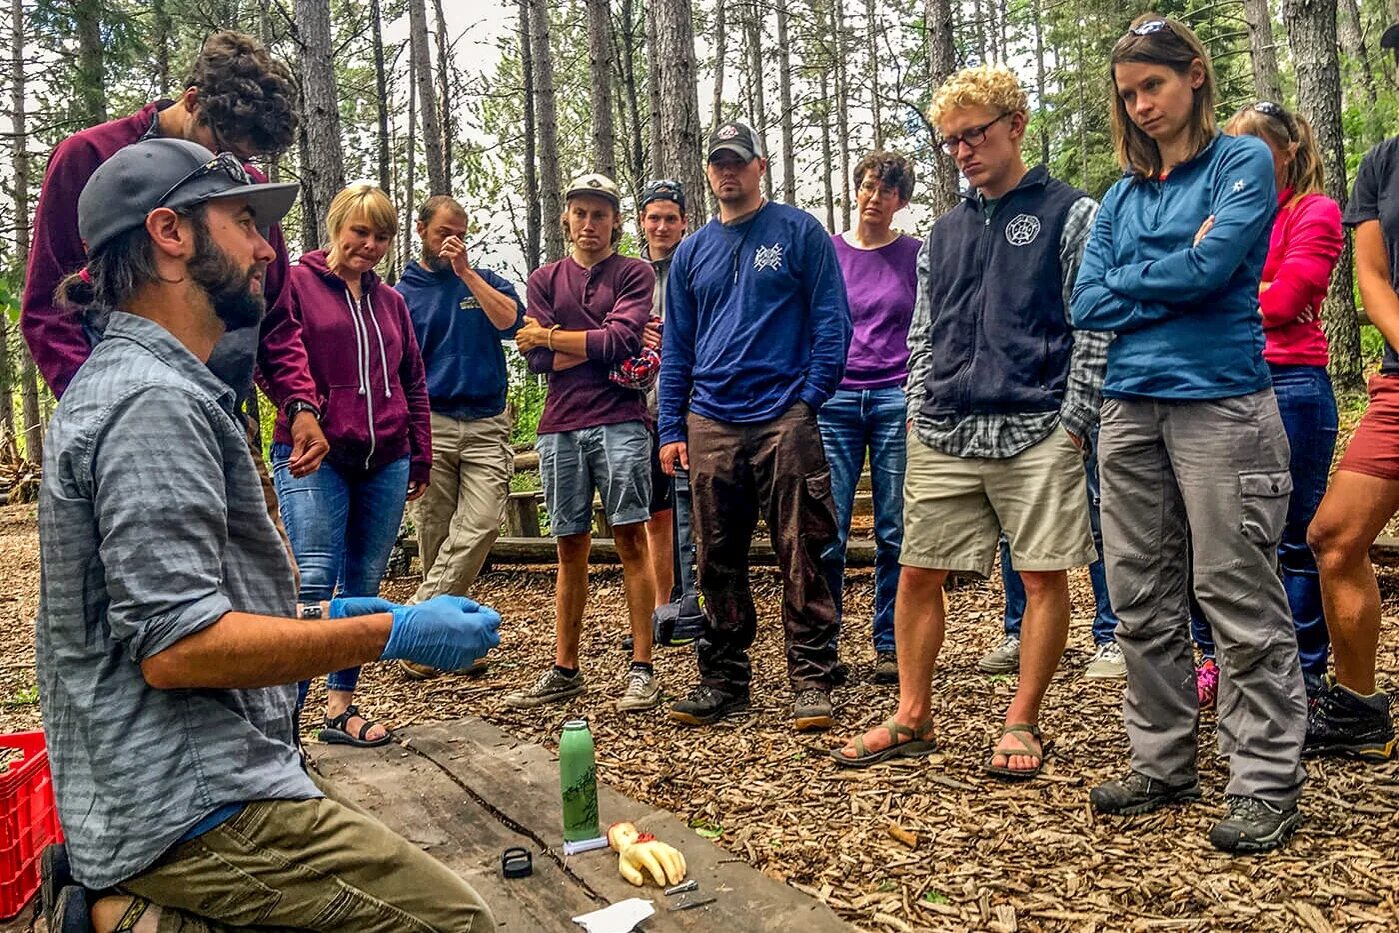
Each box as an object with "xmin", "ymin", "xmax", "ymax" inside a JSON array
[{"xmin": 311, "ymin": 719, "xmax": 853, "ymax": 932}]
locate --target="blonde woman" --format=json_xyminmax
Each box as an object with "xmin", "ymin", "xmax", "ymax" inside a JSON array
[{"xmin": 270, "ymin": 183, "xmax": 431, "ymax": 747}]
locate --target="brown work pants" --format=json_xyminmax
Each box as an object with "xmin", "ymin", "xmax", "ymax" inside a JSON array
[{"xmin": 687, "ymin": 403, "xmax": 840, "ymax": 693}]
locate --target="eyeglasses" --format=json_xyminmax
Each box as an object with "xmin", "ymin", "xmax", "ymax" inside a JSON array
[
  {"xmin": 157, "ymin": 151, "xmax": 252, "ymax": 206},
  {"xmin": 939, "ymin": 112, "xmax": 1012, "ymax": 154},
  {"xmin": 1129, "ymin": 19, "xmax": 1171, "ymax": 36},
  {"xmin": 1251, "ymin": 100, "xmax": 1297, "ymax": 140}
]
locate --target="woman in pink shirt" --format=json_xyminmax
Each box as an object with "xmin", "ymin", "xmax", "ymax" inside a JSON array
[{"xmin": 1192, "ymin": 101, "xmax": 1343, "ymax": 701}]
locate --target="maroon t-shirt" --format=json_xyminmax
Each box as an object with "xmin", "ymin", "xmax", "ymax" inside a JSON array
[{"xmin": 524, "ymin": 253, "xmax": 655, "ymax": 434}]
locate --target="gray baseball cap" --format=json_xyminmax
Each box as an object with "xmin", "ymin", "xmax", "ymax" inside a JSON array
[
  {"xmin": 78, "ymin": 137, "xmax": 299, "ymax": 255},
  {"xmin": 707, "ymin": 120, "xmax": 765, "ymax": 162}
]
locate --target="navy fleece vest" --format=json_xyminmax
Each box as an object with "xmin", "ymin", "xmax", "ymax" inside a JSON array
[{"xmin": 919, "ymin": 166, "xmax": 1086, "ymax": 419}]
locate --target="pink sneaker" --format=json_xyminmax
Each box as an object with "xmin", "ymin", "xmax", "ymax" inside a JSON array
[{"xmin": 1196, "ymin": 658, "xmax": 1220, "ymax": 709}]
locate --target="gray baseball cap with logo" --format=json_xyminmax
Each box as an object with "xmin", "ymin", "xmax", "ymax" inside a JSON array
[
  {"xmin": 707, "ymin": 120, "xmax": 765, "ymax": 162},
  {"xmin": 78, "ymin": 137, "xmax": 299, "ymax": 255}
]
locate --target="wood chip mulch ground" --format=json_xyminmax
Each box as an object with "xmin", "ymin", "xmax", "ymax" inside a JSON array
[{"xmin": 2, "ymin": 500, "xmax": 1397, "ymax": 931}]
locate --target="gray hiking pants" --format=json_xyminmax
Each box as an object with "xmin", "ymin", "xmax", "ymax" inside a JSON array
[{"xmin": 1098, "ymin": 391, "xmax": 1307, "ymax": 806}]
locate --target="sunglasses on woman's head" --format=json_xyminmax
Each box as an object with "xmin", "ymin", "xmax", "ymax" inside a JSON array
[{"xmin": 1251, "ymin": 101, "xmax": 1297, "ymax": 140}]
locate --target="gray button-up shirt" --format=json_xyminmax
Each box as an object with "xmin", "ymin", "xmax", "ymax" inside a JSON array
[{"xmin": 36, "ymin": 312, "xmax": 319, "ymax": 889}]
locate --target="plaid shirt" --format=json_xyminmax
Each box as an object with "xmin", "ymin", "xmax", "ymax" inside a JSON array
[{"xmin": 906, "ymin": 195, "xmax": 1109, "ymax": 458}]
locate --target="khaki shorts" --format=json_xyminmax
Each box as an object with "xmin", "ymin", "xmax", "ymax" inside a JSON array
[{"xmin": 901, "ymin": 426, "xmax": 1096, "ymax": 576}]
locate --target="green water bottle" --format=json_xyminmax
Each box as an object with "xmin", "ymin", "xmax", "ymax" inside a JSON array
[{"xmin": 560, "ymin": 719, "xmax": 600, "ymax": 842}]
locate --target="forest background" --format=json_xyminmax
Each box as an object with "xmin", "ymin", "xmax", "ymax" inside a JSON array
[{"xmin": 0, "ymin": 0, "xmax": 1393, "ymax": 462}]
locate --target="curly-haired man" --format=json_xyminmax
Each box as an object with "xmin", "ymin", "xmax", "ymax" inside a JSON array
[
  {"xmin": 831, "ymin": 66, "xmax": 1108, "ymax": 780},
  {"xmin": 22, "ymin": 31, "xmax": 327, "ymax": 494}
]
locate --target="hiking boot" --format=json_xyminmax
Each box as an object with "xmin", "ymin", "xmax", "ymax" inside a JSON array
[
  {"xmin": 669, "ymin": 685, "xmax": 749, "ymax": 726},
  {"xmin": 503, "ymin": 667, "xmax": 585, "ymax": 709},
  {"xmin": 1208, "ymin": 795, "xmax": 1302, "ymax": 854},
  {"xmin": 1196, "ymin": 658, "xmax": 1220, "ymax": 709},
  {"xmin": 1083, "ymin": 641, "xmax": 1126, "ymax": 680},
  {"xmin": 872, "ymin": 651, "xmax": 899, "ymax": 685},
  {"xmin": 616, "ymin": 667, "xmax": 661, "ymax": 713},
  {"xmin": 1304, "ymin": 676, "xmax": 1396, "ymax": 760},
  {"xmin": 793, "ymin": 688, "xmax": 834, "ymax": 732},
  {"xmin": 1090, "ymin": 770, "xmax": 1201, "ymax": 816},
  {"xmin": 978, "ymin": 635, "xmax": 1020, "ymax": 674}
]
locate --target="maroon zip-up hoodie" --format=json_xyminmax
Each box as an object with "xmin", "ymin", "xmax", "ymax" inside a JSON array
[{"xmin": 272, "ymin": 250, "xmax": 432, "ymax": 484}]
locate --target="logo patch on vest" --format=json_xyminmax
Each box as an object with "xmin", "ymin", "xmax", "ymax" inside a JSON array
[
  {"xmin": 754, "ymin": 243, "xmax": 784, "ymax": 271},
  {"xmin": 1005, "ymin": 213, "xmax": 1041, "ymax": 247}
]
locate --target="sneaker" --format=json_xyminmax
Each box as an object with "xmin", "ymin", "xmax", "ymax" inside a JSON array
[
  {"xmin": 1304, "ymin": 675, "xmax": 1396, "ymax": 760},
  {"xmin": 1090, "ymin": 770, "xmax": 1202, "ymax": 816},
  {"xmin": 616, "ymin": 667, "xmax": 661, "ymax": 713},
  {"xmin": 1083, "ymin": 642, "xmax": 1126, "ymax": 680},
  {"xmin": 793, "ymin": 688, "xmax": 834, "ymax": 732},
  {"xmin": 978, "ymin": 635, "xmax": 1020, "ymax": 674},
  {"xmin": 872, "ymin": 651, "xmax": 899, "ymax": 685},
  {"xmin": 1208, "ymin": 795, "xmax": 1302, "ymax": 854},
  {"xmin": 669, "ymin": 685, "xmax": 749, "ymax": 726},
  {"xmin": 502, "ymin": 667, "xmax": 585, "ymax": 709},
  {"xmin": 1196, "ymin": 658, "xmax": 1220, "ymax": 709}
]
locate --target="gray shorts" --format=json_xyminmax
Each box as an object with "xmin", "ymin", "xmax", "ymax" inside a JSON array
[{"xmin": 537, "ymin": 421, "xmax": 652, "ymax": 536}]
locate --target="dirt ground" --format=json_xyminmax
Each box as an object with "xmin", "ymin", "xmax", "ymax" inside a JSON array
[{"xmin": 2, "ymin": 503, "xmax": 1397, "ymax": 932}]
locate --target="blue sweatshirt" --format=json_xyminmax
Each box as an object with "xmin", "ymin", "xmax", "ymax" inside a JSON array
[
  {"xmin": 395, "ymin": 261, "xmax": 525, "ymax": 420},
  {"xmin": 1071, "ymin": 132, "xmax": 1276, "ymax": 399},
  {"xmin": 658, "ymin": 202, "xmax": 852, "ymax": 445}
]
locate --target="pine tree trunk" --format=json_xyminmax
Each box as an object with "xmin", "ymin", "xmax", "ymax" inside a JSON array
[
  {"xmin": 530, "ymin": 0, "xmax": 564, "ymax": 261},
  {"xmin": 971, "ymin": 0, "xmax": 986, "ymax": 64},
  {"xmin": 73, "ymin": 0, "xmax": 105, "ymax": 125},
  {"xmin": 409, "ymin": 0, "xmax": 447, "ymax": 195},
  {"xmin": 925, "ymin": 0, "xmax": 958, "ymax": 216},
  {"xmin": 517, "ymin": 0, "xmax": 542, "ymax": 270},
  {"xmin": 295, "ymin": 0, "xmax": 345, "ymax": 246},
  {"xmin": 616, "ymin": 0, "xmax": 646, "ymax": 191},
  {"xmin": 586, "ymin": 0, "xmax": 617, "ymax": 178},
  {"xmin": 820, "ymin": 66, "xmax": 835, "ymax": 232},
  {"xmin": 1337, "ymin": 0, "xmax": 1378, "ymax": 106},
  {"xmin": 1242, "ymin": 0, "xmax": 1282, "ymax": 101},
  {"xmin": 833, "ymin": 0, "xmax": 851, "ymax": 230},
  {"xmin": 152, "ymin": 0, "xmax": 171, "ymax": 96},
  {"xmin": 644, "ymin": 0, "xmax": 663, "ymax": 177},
  {"xmin": 1284, "ymin": 0, "xmax": 1363, "ymax": 393},
  {"xmin": 7, "ymin": 0, "xmax": 26, "ymax": 454},
  {"xmin": 710, "ymin": 0, "xmax": 726, "ymax": 130},
  {"xmin": 370, "ymin": 0, "xmax": 392, "ymax": 195},
  {"xmin": 403, "ymin": 49, "xmax": 417, "ymax": 270},
  {"xmin": 431, "ymin": 0, "xmax": 453, "ymax": 185},
  {"xmin": 866, "ymin": 0, "xmax": 881, "ymax": 148},
  {"xmin": 743, "ymin": 0, "xmax": 773, "ymax": 202},
  {"xmin": 776, "ymin": 0, "xmax": 796, "ymax": 204},
  {"xmin": 654, "ymin": 0, "xmax": 708, "ymax": 230},
  {"xmin": 1032, "ymin": 0, "xmax": 1048, "ymax": 165}
]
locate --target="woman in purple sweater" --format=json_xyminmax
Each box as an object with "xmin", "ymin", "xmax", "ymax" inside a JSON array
[
  {"xmin": 269, "ymin": 183, "xmax": 432, "ymax": 747},
  {"xmin": 819, "ymin": 151, "xmax": 922, "ymax": 685}
]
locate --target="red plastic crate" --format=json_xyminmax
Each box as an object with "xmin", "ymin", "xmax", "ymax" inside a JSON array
[{"xmin": 0, "ymin": 731, "xmax": 63, "ymax": 920}]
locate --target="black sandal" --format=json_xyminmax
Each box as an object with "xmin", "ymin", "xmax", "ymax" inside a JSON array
[{"xmin": 319, "ymin": 704, "xmax": 392, "ymax": 748}]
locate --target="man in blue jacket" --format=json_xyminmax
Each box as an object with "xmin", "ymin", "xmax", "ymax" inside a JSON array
[
  {"xmin": 659, "ymin": 121, "xmax": 852, "ymax": 731},
  {"xmin": 396, "ymin": 196, "xmax": 525, "ymax": 680},
  {"xmin": 832, "ymin": 66, "xmax": 1107, "ymax": 779}
]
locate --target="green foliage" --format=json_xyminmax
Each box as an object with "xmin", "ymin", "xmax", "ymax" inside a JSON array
[
  {"xmin": 1361, "ymin": 324, "xmax": 1386, "ymax": 364},
  {"xmin": 508, "ymin": 365, "xmax": 548, "ymax": 446}
]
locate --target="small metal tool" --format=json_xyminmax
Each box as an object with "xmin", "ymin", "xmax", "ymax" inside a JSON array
[
  {"xmin": 667, "ymin": 895, "xmax": 717, "ymax": 912},
  {"xmin": 664, "ymin": 880, "xmax": 699, "ymax": 896}
]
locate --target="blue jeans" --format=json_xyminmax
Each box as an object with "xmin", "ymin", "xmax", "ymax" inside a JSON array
[
  {"xmin": 272, "ymin": 446, "xmax": 411, "ymax": 697},
  {"xmin": 1001, "ymin": 426, "xmax": 1117, "ymax": 645},
  {"xmin": 1191, "ymin": 364, "xmax": 1337, "ymax": 678},
  {"xmin": 817, "ymin": 387, "xmax": 905, "ymax": 653}
]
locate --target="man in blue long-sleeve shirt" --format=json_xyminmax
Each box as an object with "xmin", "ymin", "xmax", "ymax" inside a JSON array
[{"xmin": 658, "ymin": 120, "xmax": 853, "ymax": 731}]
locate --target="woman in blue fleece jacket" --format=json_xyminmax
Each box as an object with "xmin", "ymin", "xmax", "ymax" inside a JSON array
[{"xmin": 1071, "ymin": 14, "xmax": 1306, "ymax": 855}]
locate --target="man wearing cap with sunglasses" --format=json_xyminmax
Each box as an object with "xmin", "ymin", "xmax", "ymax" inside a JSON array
[
  {"xmin": 37, "ymin": 137, "xmax": 500, "ymax": 931},
  {"xmin": 637, "ymin": 179, "xmax": 704, "ymax": 646},
  {"xmin": 659, "ymin": 120, "xmax": 852, "ymax": 731},
  {"xmin": 507, "ymin": 173, "xmax": 662, "ymax": 714},
  {"xmin": 21, "ymin": 32, "xmax": 326, "ymax": 555}
]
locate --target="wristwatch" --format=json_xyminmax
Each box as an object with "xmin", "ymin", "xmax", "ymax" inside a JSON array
[
  {"xmin": 297, "ymin": 603, "xmax": 324, "ymax": 620},
  {"xmin": 285, "ymin": 400, "xmax": 321, "ymax": 422}
]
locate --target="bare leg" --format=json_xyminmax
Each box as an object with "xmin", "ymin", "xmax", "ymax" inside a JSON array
[
  {"xmin": 992, "ymin": 569, "xmax": 1070, "ymax": 771},
  {"xmin": 325, "ymin": 689, "xmax": 387, "ymax": 743},
  {"xmin": 554, "ymin": 532, "xmax": 592, "ymax": 669},
  {"xmin": 613, "ymin": 522, "xmax": 656, "ymax": 664},
  {"xmin": 646, "ymin": 509, "xmax": 675, "ymax": 609},
  {"xmin": 1308, "ymin": 471, "xmax": 1399, "ymax": 694}
]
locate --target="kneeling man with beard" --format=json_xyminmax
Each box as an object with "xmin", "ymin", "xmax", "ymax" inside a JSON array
[{"xmin": 38, "ymin": 138, "xmax": 500, "ymax": 932}]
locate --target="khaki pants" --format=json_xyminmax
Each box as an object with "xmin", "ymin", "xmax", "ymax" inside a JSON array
[
  {"xmin": 119, "ymin": 779, "xmax": 494, "ymax": 932},
  {"xmin": 411, "ymin": 412, "xmax": 513, "ymax": 602}
]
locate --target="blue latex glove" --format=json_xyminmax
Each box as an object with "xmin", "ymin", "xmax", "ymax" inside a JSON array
[
  {"xmin": 380, "ymin": 595, "xmax": 501, "ymax": 671},
  {"xmin": 329, "ymin": 596, "xmax": 399, "ymax": 619}
]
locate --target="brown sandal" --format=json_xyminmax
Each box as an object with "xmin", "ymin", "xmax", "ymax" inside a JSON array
[
  {"xmin": 831, "ymin": 717, "xmax": 937, "ymax": 769},
  {"xmin": 984, "ymin": 723, "xmax": 1050, "ymax": 781}
]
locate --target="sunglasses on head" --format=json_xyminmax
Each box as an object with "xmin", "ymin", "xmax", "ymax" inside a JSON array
[
  {"xmin": 640, "ymin": 179, "xmax": 684, "ymax": 206},
  {"xmin": 1251, "ymin": 100, "xmax": 1297, "ymax": 140},
  {"xmin": 158, "ymin": 151, "xmax": 252, "ymax": 206},
  {"xmin": 1129, "ymin": 19, "xmax": 1171, "ymax": 36}
]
